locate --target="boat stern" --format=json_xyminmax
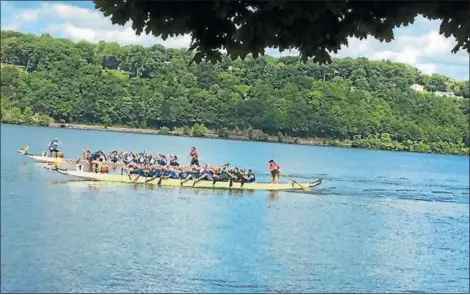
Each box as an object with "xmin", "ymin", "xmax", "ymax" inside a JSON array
[{"xmin": 309, "ymin": 178, "xmax": 323, "ymax": 188}]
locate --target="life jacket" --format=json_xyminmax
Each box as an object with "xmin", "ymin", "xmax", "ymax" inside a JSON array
[
  {"xmin": 169, "ymin": 172, "xmax": 179, "ymax": 179},
  {"xmin": 54, "ymin": 157, "xmax": 62, "ymax": 166},
  {"xmin": 248, "ymin": 173, "xmax": 256, "ymax": 182},
  {"xmin": 100, "ymin": 166, "xmax": 109, "ymax": 173},
  {"xmin": 163, "ymin": 170, "xmax": 172, "ymax": 177},
  {"xmin": 158, "ymin": 158, "xmax": 167, "ymax": 166}
]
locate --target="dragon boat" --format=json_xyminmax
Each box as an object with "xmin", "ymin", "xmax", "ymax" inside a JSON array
[{"xmin": 55, "ymin": 169, "xmax": 323, "ymax": 191}]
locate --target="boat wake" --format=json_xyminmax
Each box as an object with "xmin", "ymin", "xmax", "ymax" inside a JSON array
[{"xmin": 46, "ymin": 168, "xmax": 467, "ymax": 205}]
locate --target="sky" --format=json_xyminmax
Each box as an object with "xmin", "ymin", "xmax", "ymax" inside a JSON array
[{"xmin": 1, "ymin": 1, "xmax": 468, "ymax": 80}]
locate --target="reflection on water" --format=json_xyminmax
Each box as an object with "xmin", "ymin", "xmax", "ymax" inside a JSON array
[
  {"xmin": 268, "ymin": 191, "xmax": 280, "ymax": 201},
  {"xmin": 1, "ymin": 124, "xmax": 469, "ymax": 293}
]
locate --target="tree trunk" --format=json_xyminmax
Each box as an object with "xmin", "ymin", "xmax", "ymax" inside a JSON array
[{"xmin": 25, "ymin": 58, "xmax": 30, "ymax": 74}]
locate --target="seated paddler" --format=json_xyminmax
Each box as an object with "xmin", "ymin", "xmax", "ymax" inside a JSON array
[{"xmin": 243, "ymin": 169, "xmax": 256, "ymax": 183}]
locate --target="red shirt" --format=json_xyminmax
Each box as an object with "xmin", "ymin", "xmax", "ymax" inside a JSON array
[
  {"xmin": 190, "ymin": 149, "xmax": 198, "ymax": 159},
  {"xmin": 269, "ymin": 162, "xmax": 280, "ymax": 171}
]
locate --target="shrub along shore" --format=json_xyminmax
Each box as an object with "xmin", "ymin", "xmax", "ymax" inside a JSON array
[{"xmin": 5, "ymin": 121, "xmax": 468, "ymax": 156}]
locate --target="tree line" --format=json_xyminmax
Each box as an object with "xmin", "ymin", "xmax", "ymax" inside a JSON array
[{"xmin": 1, "ymin": 30, "xmax": 469, "ymax": 155}]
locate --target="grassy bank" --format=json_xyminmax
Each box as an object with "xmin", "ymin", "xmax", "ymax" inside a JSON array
[{"xmin": 42, "ymin": 122, "xmax": 468, "ymax": 156}]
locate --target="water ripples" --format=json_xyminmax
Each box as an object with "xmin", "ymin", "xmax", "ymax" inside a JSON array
[{"xmin": 279, "ymin": 172, "xmax": 469, "ymax": 205}]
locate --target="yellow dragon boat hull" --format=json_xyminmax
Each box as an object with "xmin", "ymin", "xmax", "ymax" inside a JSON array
[{"xmin": 55, "ymin": 169, "xmax": 323, "ymax": 191}]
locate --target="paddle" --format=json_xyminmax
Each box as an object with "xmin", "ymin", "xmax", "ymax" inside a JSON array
[
  {"xmin": 145, "ymin": 171, "xmax": 160, "ymax": 184},
  {"xmin": 282, "ymin": 172, "xmax": 309, "ymax": 191},
  {"xmin": 180, "ymin": 172, "xmax": 195, "ymax": 186},
  {"xmin": 145, "ymin": 166, "xmax": 167, "ymax": 185},
  {"xmin": 122, "ymin": 166, "xmax": 134, "ymax": 181}
]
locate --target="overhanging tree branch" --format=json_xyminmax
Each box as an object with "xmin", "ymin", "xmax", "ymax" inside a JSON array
[{"xmin": 93, "ymin": 0, "xmax": 470, "ymax": 63}]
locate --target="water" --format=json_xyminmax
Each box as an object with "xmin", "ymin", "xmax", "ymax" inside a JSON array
[{"xmin": 1, "ymin": 124, "xmax": 469, "ymax": 293}]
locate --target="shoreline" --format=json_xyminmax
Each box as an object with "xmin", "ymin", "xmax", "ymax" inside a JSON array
[
  {"xmin": 3, "ymin": 122, "xmax": 469, "ymax": 156},
  {"xmin": 47, "ymin": 123, "xmax": 328, "ymax": 146}
]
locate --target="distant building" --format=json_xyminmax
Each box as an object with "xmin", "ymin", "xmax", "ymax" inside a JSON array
[
  {"xmin": 410, "ymin": 84, "xmax": 424, "ymax": 92},
  {"xmin": 434, "ymin": 91, "xmax": 455, "ymax": 97}
]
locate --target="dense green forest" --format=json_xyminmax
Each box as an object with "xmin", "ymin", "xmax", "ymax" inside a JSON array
[{"xmin": 1, "ymin": 30, "xmax": 469, "ymax": 155}]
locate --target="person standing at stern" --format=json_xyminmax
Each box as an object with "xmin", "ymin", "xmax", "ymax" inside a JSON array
[
  {"xmin": 268, "ymin": 159, "xmax": 281, "ymax": 184},
  {"xmin": 189, "ymin": 146, "xmax": 200, "ymax": 166}
]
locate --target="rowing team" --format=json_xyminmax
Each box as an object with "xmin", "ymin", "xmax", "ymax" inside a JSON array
[
  {"xmin": 84, "ymin": 150, "xmax": 180, "ymax": 166},
  {"xmin": 125, "ymin": 164, "xmax": 255, "ymax": 185},
  {"xmin": 82, "ymin": 146, "xmax": 200, "ymax": 167},
  {"xmin": 27, "ymin": 139, "xmax": 282, "ymax": 184},
  {"xmin": 92, "ymin": 159, "xmax": 281, "ymax": 184}
]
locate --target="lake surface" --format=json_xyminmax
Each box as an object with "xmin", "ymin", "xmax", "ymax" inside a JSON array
[{"xmin": 1, "ymin": 124, "xmax": 469, "ymax": 293}]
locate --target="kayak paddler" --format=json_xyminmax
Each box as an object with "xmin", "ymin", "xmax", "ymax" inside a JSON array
[{"xmin": 268, "ymin": 159, "xmax": 281, "ymax": 184}]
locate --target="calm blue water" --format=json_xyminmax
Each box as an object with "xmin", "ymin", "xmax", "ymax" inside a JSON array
[{"xmin": 1, "ymin": 124, "xmax": 469, "ymax": 293}]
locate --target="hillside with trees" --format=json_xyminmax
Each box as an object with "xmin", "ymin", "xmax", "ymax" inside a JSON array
[{"xmin": 1, "ymin": 30, "xmax": 469, "ymax": 155}]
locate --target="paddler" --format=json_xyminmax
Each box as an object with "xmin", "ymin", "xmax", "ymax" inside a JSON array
[
  {"xmin": 90, "ymin": 150, "xmax": 105, "ymax": 172},
  {"xmin": 144, "ymin": 165, "xmax": 163, "ymax": 183},
  {"xmin": 48, "ymin": 138, "xmax": 61, "ymax": 157},
  {"xmin": 137, "ymin": 152, "xmax": 145, "ymax": 164},
  {"xmin": 157, "ymin": 154, "xmax": 168, "ymax": 166},
  {"xmin": 268, "ymin": 159, "xmax": 281, "ymax": 184},
  {"xmin": 178, "ymin": 166, "xmax": 191, "ymax": 180},
  {"xmin": 180, "ymin": 166, "xmax": 200, "ymax": 185},
  {"xmin": 161, "ymin": 166, "xmax": 179, "ymax": 180},
  {"xmin": 194, "ymin": 165, "xmax": 214, "ymax": 182},
  {"xmin": 127, "ymin": 164, "xmax": 146, "ymax": 183},
  {"xmin": 148, "ymin": 154, "xmax": 156, "ymax": 165},
  {"xmin": 123, "ymin": 151, "xmax": 134, "ymax": 165},
  {"xmin": 82, "ymin": 148, "xmax": 92, "ymax": 161},
  {"xmin": 243, "ymin": 169, "xmax": 256, "ymax": 183},
  {"xmin": 189, "ymin": 147, "xmax": 200, "ymax": 167},
  {"xmin": 228, "ymin": 167, "xmax": 243, "ymax": 182},
  {"xmin": 109, "ymin": 151, "xmax": 119, "ymax": 163},
  {"xmin": 211, "ymin": 165, "xmax": 230, "ymax": 184},
  {"xmin": 90, "ymin": 150, "xmax": 103, "ymax": 161},
  {"xmin": 169, "ymin": 154, "xmax": 179, "ymax": 166},
  {"xmin": 145, "ymin": 153, "xmax": 153, "ymax": 165}
]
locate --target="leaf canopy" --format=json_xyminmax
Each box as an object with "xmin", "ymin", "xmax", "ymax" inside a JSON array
[{"xmin": 93, "ymin": 0, "xmax": 470, "ymax": 63}]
